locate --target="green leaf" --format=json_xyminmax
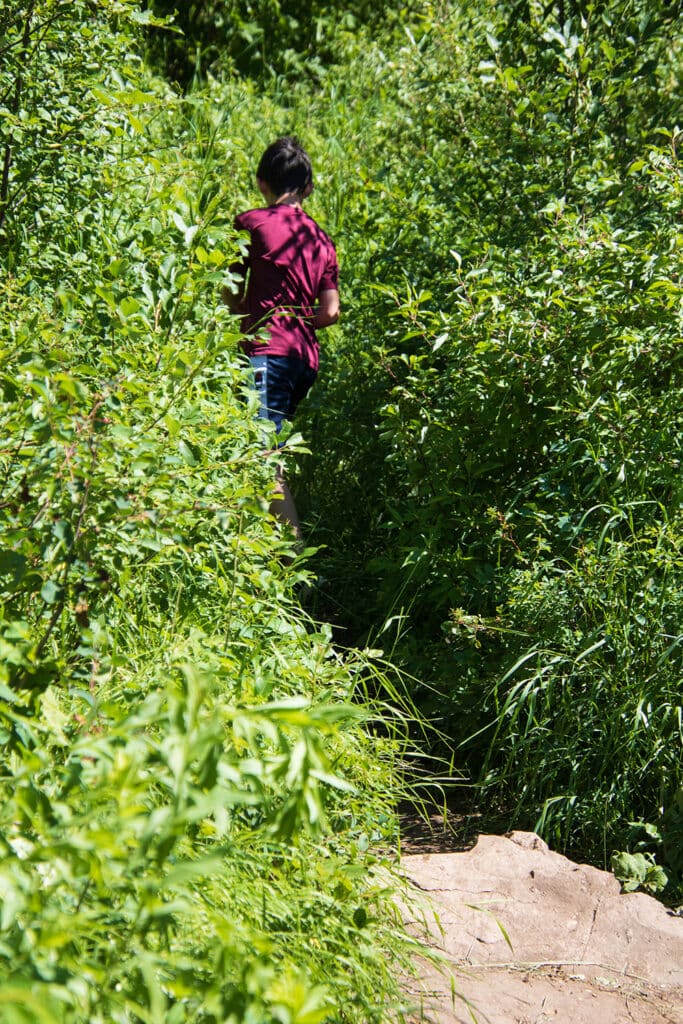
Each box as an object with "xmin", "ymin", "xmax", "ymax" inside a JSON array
[{"xmin": 40, "ymin": 580, "xmax": 63, "ymax": 605}]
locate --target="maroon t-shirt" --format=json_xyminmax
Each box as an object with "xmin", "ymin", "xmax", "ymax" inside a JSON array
[{"xmin": 234, "ymin": 204, "xmax": 339, "ymax": 371}]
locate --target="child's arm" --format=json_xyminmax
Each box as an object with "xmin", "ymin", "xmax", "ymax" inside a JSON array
[
  {"xmin": 312, "ymin": 289, "xmax": 340, "ymax": 329},
  {"xmin": 223, "ymin": 215, "xmax": 252, "ymax": 314},
  {"xmin": 221, "ymin": 261, "xmax": 247, "ymax": 314}
]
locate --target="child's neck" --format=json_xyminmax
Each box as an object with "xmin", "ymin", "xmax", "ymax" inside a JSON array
[
  {"xmin": 273, "ymin": 192, "xmax": 303, "ymax": 208},
  {"xmin": 257, "ymin": 178, "xmax": 305, "ymax": 207}
]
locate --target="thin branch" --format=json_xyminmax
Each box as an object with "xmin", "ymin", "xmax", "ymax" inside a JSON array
[{"xmin": 0, "ymin": 0, "xmax": 37, "ymax": 232}]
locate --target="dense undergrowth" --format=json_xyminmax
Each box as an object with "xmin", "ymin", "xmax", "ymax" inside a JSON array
[
  {"xmin": 1, "ymin": 0, "xmax": 682, "ymax": 1019},
  {"xmin": 0, "ymin": 3, "xmax": 433, "ymax": 1021},
  {"xmin": 289, "ymin": 1, "xmax": 683, "ymax": 891}
]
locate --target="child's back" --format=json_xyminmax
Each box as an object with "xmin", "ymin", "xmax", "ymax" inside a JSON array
[{"xmin": 235, "ymin": 201, "xmax": 337, "ymax": 371}]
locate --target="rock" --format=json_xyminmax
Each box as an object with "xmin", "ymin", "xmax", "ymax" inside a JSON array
[{"xmin": 400, "ymin": 832, "xmax": 683, "ymax": 1024}]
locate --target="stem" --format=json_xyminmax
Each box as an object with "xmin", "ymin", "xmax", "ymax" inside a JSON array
[
  {"xmin": 34, "ymin": 400, "xmax": 102, "ymax": 660},
  {"xmin": 0, "ymin": 1, "xmax": 36, "ymax": 234}
]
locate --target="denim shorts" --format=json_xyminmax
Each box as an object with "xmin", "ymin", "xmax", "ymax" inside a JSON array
[{"xmin": 248, "ymin": 355, "xmax": 317, "ymax": 434}]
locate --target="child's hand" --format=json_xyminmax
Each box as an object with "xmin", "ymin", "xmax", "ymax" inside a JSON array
[{"xmin": 221, "ymin": 284, "xmax": 246, "ymax": 314}]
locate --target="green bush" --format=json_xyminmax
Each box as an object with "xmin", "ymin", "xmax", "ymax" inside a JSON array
[
  {"xmin": 0, "ymin": 6, "xmax": 432, "ymax": 1020},
  {"xmin": 287, "ymin": 0, "xmax": 683, "ymax": 884}
]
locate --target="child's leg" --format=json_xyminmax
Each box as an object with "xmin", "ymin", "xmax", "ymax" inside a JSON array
[
  {"xmin": 270, "ymin": 465, "xmax": 302, "ymax": 547},
  {"xmin": 247, "ymin": 356, "xmax": 316, "ymax": 547}
]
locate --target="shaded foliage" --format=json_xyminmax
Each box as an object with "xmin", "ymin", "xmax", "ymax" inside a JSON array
[
  {"xmin": 144, "ymin": 0, "xmax": 421, "ymax": 85},
  {"xmin": 290, "ymin": 0, "xmax": 683, "ymax": 888}
]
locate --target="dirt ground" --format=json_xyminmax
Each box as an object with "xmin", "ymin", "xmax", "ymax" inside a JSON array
[{"xmin": 399, "ymin": 831, "xmax": 683, "ymax": 1024}]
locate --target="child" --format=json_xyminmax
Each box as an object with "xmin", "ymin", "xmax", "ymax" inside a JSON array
[{"xmin": 223, "ymin": 137, "xmax": 340, "ymax": 545}]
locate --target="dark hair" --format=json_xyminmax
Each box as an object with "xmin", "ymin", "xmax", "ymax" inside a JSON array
[{"xmin": 256, "ymin": 137, "xmax": 313, "ymax": 197}]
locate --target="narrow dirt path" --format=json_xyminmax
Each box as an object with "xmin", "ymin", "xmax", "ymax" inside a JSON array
[{"xmin": 400, "ymin": 831, "xmax": 683, "ymax": 1023}]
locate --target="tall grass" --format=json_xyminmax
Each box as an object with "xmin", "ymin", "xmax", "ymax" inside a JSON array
[{"xmin": 455, "ymin": 510, "xmax": 683, "ymax": 885}]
